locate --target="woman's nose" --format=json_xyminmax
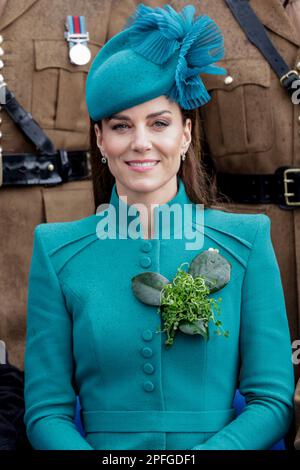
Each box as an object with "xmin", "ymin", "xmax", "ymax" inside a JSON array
[{"xmin": 130, "ymin": 126, "xmax": 152, "ymax": 153}]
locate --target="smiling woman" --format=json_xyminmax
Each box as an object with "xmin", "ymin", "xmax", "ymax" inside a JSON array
[
  {"xmin": 90, "ymin": 95, "xmax": 227, "ymax": 239},
  {"xmin": 89, "ymin": 97, "xmax": 226, "ymax": 222},
  {"xmin": 24, "ymin": 3, "xmax": 294, "ymax": 451}
]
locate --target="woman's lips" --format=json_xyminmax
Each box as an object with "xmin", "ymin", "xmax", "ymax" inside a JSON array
[{"xmin": 125, "ymin": 161, "xmax": 160, "ymax": 172}]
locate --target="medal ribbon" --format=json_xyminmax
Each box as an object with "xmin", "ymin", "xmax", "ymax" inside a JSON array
[{"xmin": 66, "ymin": 15, "xmax": 88, "ymax": 48}]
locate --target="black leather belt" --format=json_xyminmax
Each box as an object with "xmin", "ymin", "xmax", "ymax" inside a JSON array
[
  {"xmin": 217, "ymin": 166, "xmax": 300, "ymax": 210},
  {"xmin": 0, "ymin": 150, "xmax": 90, "ymax": 186}
]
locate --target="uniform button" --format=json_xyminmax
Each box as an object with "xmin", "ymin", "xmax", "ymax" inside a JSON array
[
  {"xmin": 298, "ymin": 116, "xmax": 300, "ymax": 123},
  {"xmin": 0, "ymin": 131, "xmax": 2, "ymax": 138},
  {"xmin": 143, "ymin": 381, "xmax": 155, "ymax": 392},
  {"xmin": 224, "ymin": 75, "xmax": 234, "ymax": 85},
  {"xmin": 139, "ymin": 256, "xmax": 152, "ymax": 268},
  {"xmin": 141, "ymin": 241, "xmax": 152, "ymax": 253},
  {"xmin": 141, "ymin": 347, "xmax": 153, "ymax": 358},
  {"xmin": 297, "ymin": 61, "xmax": 300, "ymax": 71},
  {"xmin": 143, "ymin": 363, "xmax": 155, "ymax": 375},
  {"xmin": 142, "ymin": 329, "xmax": 153, "ymax": 341},
  {"xmin": 0, "ymin": 74, "xmax": 3, "ymax": 82},
  {"xmin": 0, "ymin": 60, "xmax": 4, "ymax": 69},
  {"xmin": 0, "ymin": 48, "xmax": 3, "ymax": 56},
  {"xmin": 0, "ymin": 117, "xmax": 2, "ymax": 124},
  {"xmin": 0, "ymin": 36, "xmax": 3, "ymax": 45}
]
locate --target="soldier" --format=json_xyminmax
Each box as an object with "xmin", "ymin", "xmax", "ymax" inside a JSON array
[
  {"xmin": 0, "ymin": 0, "xmax": 163, "ymax": 370},
  {"xmin": 182, "ymin": 0, "xmax": 300, "ymax": 448}
]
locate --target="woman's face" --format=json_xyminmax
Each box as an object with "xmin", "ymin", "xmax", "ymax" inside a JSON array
[{"xmin": 94, "ymin": 95, "xmax": 192, "ymax": 201}]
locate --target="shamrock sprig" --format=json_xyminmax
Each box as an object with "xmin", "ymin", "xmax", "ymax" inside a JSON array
[{"xmin": 131, "ymin": 248, "xmax": 231, "ymax": 347}]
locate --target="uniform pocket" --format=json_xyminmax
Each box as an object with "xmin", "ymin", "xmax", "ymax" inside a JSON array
[
  {"xmin": 32, "ymin": 40, "xmax": 101, "ymax": 132},
  {"xmin": 200, "ymin": 58, "xmax": 273, "ymax": 158}
]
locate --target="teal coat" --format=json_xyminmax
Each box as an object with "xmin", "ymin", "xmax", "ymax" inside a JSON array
[{"xmin": 24, "ymin": 177, "xmax": 294, "ymax": 450}]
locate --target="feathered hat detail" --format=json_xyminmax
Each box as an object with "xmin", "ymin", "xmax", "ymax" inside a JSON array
[{"xmin": 86, "ymin": 3, "xmax": 226, "ymax": 121}]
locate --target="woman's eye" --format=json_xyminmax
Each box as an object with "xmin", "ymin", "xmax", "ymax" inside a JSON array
[
  {"xmin": 154, "ymin": 121, "xmax": 169, "ymax": 128},
  {"xmin": 112, "ymin": 123, "xmax": 129, "ymax": 130}
]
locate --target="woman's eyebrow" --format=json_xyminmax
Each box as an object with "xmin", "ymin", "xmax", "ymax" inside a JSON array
[{"xmin": 106, "ymin": 110, "xmax": 172, "ymax": 121}]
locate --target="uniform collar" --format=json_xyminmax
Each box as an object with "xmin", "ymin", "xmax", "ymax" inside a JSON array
[
  {"xmin": 106, "ymin": 176, "xmax": 197, "ymax": 240},
  {"xmin": 250, "ymin": 0, "xmax": 300, "ymax": 46}
]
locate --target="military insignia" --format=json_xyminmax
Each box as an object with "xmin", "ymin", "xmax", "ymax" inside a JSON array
[{"xmin": 65, "ymin": 15, "xmax": 91, "ymax": 66}]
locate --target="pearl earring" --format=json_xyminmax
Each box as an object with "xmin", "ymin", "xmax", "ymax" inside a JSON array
[{"xmin": 181, "ymin": 153, "xmax": 186, "ymax": 162}]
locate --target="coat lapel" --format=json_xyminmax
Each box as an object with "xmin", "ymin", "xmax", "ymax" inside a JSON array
[
  {"xmin": 250, "ymin": 0, "xmax": 300, "ymax": 46},
  {"xmin": 0, "ymin": 0, "xmax": 38, "ymax": 31}
]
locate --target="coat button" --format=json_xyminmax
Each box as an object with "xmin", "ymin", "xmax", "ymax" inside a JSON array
[
  {"xmin": 139, "ymin": 256, "xmax": 152, "ymax": 268},
  {"xmin": 141, "ymin": 347, "xmax": 153, "ymax": 358},
  {"xmin": 0, "ymin": 36, "xmax": 3, "ymax": 45},
  {"xmin": 297, "ymin": 61, "xmax": 300, "ymax": 71},
  {"xmin": 224, "ymin": 75, "xmax": 234, "ymax": 85},
  {"xmin": 143, "ymin": 363, "xmax": 155, "ymax": 375},
  {"xmin": 141, "ymin": 241, "xmax": 152, "ymax": 253},
  {"xmin": 143, "ymin": 381, "xmax": 155, "ymax": 392},
  {"xmin": 142, "ymin": 329, "xmax": 153, "ymax": 341},
  {"xmin": 0, "ymin": 60, "xmax": 4, "ymax": 69}
]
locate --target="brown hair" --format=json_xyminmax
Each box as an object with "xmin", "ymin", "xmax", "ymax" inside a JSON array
[{"xmin": 89, "ymin": 102, "xmax": 231, "ymax": 212}]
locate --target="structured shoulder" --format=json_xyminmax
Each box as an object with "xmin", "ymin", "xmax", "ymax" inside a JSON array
[
  {"xmin": 202, "ymin": 208, "xmax": 271, "ymax": 270},
  {"xmin": 33, "ymin": 214, "xmax": 99, "ymax": 255},
  {"xmin": 205, "ymin": 208, "xmax": 270, "ymax": 243}
]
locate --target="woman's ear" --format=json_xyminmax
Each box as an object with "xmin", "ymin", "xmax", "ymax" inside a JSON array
[
  {"xmin": 183, "ymin": 118, "xmax": 192, "ymax": 151},
  {"xmin": 94, "ymin": 123, "xmax": 103, "ymax": 151}
]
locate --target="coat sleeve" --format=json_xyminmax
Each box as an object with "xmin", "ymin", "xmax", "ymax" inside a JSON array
[
  {"xmin": 24, "ymin": 226, "xmax": 93, "ymax": 450},
  {"xmin": 191, "ymin": 215, "xmax": 295, "ymax": 450}
]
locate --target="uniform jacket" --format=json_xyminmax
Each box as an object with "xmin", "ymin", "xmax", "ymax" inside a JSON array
[
  {"xmin": 24, "ymin": 177, "xmax": 294, "ymax": 450},
  {"xmin": 185, "ymin": 0, "xmax": 300, "ymax": 443},
  {"xmin": 0, "ymin": 0, "xmax": 162, "ymax": 368},
  {"xmin": 189, "ymin": 0, "xmax": 300, "ymax": 363}
]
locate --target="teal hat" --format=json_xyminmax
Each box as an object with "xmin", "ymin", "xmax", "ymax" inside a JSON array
[{"xmin": 86, "ymin": 3, "xmax": 226, "ymax": 121}]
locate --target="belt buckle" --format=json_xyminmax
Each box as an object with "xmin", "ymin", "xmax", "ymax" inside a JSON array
[
  {"xmin": 280, "ymin": 70, "xmax": 300, "ymax": 86},
  {"xmin": 280, "ymin": 70, "xmax": 300, "ymax": 97},
  {"xmin": 283, "ymin": 168, "xmax": 300, "ymax": 207}
]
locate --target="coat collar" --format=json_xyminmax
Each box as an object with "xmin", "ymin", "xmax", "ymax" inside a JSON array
[
  {"xmin": 103, "ymin": 176, "xmax": 200, "ymax": 240},
  {"xmin": 0, "ymin": 0, "xmax": 38, "ymax": 31},
  {"xmin": 250, "ymin": 0, "xmax": 300, "ymax": 46}
]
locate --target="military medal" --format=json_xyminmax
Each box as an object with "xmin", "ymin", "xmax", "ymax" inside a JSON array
[{"xmin": 65, "ymin": 16, "xmax": 91, "ymax": 66}]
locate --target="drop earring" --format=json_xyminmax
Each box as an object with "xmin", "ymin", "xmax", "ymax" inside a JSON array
[
  {"xmin": 181, "ymin": 153, "xmax": 186, "ymax": 162},
  {"xmin": 100, "ymin": 150, "xmax": 107, "ymax": 163}
]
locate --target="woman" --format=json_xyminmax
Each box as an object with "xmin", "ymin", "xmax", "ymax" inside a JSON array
[{"xmin": 24, "ymin": 4, "xmax": 294, "ymax": 450}]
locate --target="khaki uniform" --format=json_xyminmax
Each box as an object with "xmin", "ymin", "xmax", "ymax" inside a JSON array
[
  {"xmin": 170, "ymin": 0, "xmax": 300, "ymax": 445},
  {"xmin": 198, "ymin": 0, "xmax": 300, "ymax": 362},
  {"xmin": 0, "ymin": 0, "xmax": 158, "ymax": 369}
]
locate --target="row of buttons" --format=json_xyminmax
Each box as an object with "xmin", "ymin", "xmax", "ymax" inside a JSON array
[
  {"xmin": 0, "ymin": 34, "xmax": 4, "ymax": 170},
  {"xmin": 141, "ymin": 329, "xmax": 155, "ymax": 393},
  {"xmin": 140, "ymin": 243, "xmax": 155, "ymax": 392},
  {"xmin": 139, "ymin": 241, "xmax": 152, "ymax": 269}
]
